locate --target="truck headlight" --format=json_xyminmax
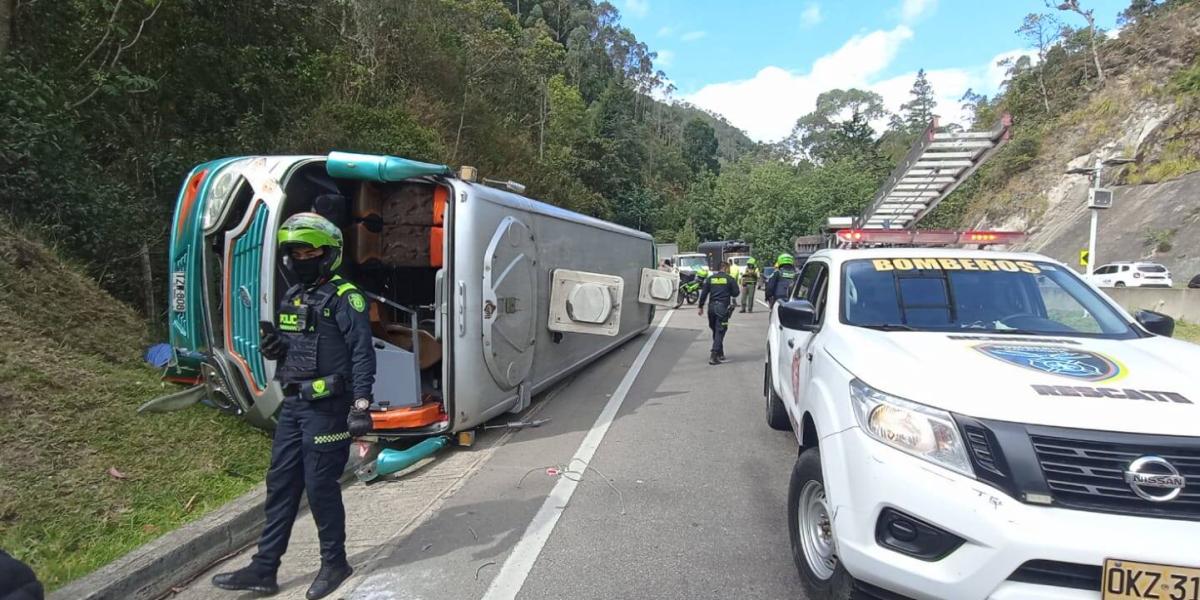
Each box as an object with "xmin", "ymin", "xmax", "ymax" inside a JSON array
[
  {"xmin": 849, "ymin": 379, "xmax": 973, "ymax": 477},
  {"xmin": 201, "ymin": 159, "xmax": 250, "ymax": 232}
]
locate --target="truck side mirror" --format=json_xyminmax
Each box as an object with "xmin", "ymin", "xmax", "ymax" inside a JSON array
[
  {"xmin": 1135, "ymin": 309, "xmax": 1175, "ymax": 337},
  {"xmin": 779, "ymin": 300, "xmax": 818, "ymax": 331}
]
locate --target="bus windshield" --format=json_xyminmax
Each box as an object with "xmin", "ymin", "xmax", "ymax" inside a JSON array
[{"xmin": 841, "ymin": 258, "xmax": 1136, "ymax": 338}]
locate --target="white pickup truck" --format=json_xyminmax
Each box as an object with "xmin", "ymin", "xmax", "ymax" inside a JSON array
[{"xmin": 764, "ymin": 243, "xmax": 1200, "ymax": 600}]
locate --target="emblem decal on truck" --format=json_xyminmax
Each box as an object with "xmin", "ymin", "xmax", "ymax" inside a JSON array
[{"xmin": 975, "ymin": 344, "xmax": 1123, "ymax": 382}]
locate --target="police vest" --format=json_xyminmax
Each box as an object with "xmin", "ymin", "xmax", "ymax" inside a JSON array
[{"xmin": 274, "ymin": 276, "xmax": 360, "ymax": 384}]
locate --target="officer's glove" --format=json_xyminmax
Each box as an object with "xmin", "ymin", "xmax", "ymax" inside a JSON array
[
  {"xmin": 258, "ymin": 321, "xmax": 288, "ymax": 361},
  {"xmin": 348, "ymin": 404, "xmax": 374, "ymax": 437}
]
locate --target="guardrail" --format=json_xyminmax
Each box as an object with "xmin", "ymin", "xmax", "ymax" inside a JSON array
[{"xmin": 1101, "ymin": 287, "xmax": 1200, "ymax": 322}]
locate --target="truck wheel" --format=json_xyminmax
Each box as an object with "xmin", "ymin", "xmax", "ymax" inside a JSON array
[
  {"xmin": 765, "ymin": 362, "xmax": 791, "ymax": 431},
  {"xmin": 1115, "ymin": 281, "xmax": 1126, "ymax": 288},
  {"xmin": 789, "ymin": 448, "xmax": 854, "ymax": 599}
]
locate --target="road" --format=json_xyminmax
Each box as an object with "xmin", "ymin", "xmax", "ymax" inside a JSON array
[{"xmin": 171, "ymin": 302, "xmax": 805, "ymax": 600}]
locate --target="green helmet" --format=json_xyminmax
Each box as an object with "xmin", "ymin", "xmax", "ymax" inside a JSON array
[
  {"xmin": 747, "ymin": 257, "xmax": 757, "ymax": 266},
  {"xmin": 278, "ymin": 212, "xmax": 343, "ymax": 282},
  {"xmin": 776, "ymin": 253, "xmax": 794, "ymax": 267},
  {"xmin": 695, "ymin": 266, "xmax": 709, "ymax": 279}
]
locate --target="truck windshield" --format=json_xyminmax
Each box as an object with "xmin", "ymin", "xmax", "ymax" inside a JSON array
[
  {"xmin": 677, "ymin": 256, "xmax": 707, "ymax": 270},
  {"xmin": 841, "ymin": 258, "xmax": 1136, "ymax": 338}
]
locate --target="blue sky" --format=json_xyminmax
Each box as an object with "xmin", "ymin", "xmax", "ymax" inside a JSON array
[{"xmin": 615, "ymin": 0, "xmax": 1129, "ymax": 141}]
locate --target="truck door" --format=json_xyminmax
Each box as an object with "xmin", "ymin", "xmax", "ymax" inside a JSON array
[{"xmin": 776, "ymin": 260, "xmax": 829, "ymax": 407}]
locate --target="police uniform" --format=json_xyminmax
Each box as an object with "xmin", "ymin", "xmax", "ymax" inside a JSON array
[
  {"xmin": 213, "ymin": 211, "xmax": 374, "ymax": 600},
  {"xmin": 251, "ymin": 274, "xmax": 375, "ymax": 577},
  {"xmin": 698, "ymin": 270, "xmax": 739, "ymax": 364},
  {"xmin": 766, "ymin": 264, "xmax": 798, "ymax": 307},
  {"xmin": 738, "ymin": 262, "xmax": 759, "ymax": 312}
]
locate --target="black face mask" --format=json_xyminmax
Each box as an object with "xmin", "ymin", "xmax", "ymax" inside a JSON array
[{"xmin": 290, "ymin": 256, "xmax": 325, "ymax": 285}]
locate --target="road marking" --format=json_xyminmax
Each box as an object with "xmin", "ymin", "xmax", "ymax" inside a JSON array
[
  {"xmin": 481, "ymin": 310, "xmax": 675, "ymax": 600},
  {"xmin": 757, "ymin": 298, "xmax": 770, "ymax": 309}
]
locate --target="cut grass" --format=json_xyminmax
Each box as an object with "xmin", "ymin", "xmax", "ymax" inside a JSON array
[{"xmin": 0, "ymin": 223, "xmax": 271, "ymax": 590}]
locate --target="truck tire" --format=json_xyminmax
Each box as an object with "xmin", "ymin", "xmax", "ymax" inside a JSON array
[
  {"xmin": 789, "ymin": 448, "xmax": 854, "ymax": 599},
  {"xmin": 765, "ymin": 361, "xmax": 791, "ymax": 431}
]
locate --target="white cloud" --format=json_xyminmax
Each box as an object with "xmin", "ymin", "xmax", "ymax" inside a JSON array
[
  {"xmin": 656, "ymin": 25, "xmax": 675, "ymax": 37},
  {"xmin": 656, "ymin": 49, "xmax": 675, "ymax": 67},
  {"xmin": 801, "ymin": 3, "xmax": 823, "ymax": 28},
  {"xmin": 685, "ymin": 26, "xmax": 1023, "ymax": 142},
  {"xmin": 686, "ymin": 26, "xmax": 912, "ymax": 141},
  {"xmin": 624, "ymin": 0, "xmax": 649, "ymax": 18},
  {"xmin": 681, "ymin": 30, "xmax": 708, "ymax": 42},
  {"xmin": 900, "ymin": 0, "xmax": 937, "ymax": 23}
]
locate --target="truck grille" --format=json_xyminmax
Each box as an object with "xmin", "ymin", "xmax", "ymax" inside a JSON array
[{"xmin": 1031, "ymin": 435, "xmax": 1200, "ymax": 520}]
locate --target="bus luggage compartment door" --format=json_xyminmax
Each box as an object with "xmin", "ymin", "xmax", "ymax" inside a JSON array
[{"xmin": 481, "ymin": 216, "xmax": 538, "ymax": 391}]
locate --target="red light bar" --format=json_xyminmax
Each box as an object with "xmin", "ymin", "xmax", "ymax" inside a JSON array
[
  {"xmin": 961, "ymin": 231, "xmax": 1027, "ymax": 245},
  {"xmin": 912, "ymin": 230, "xmax": 960, "ymax": 245},
  {"xmin": 835, "ymin": 229, "xmax": 1027, "ymax": 246}
]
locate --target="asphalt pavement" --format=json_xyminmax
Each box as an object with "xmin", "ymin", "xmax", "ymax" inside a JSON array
[{"xmin": 171, "ymin": 302, "xmax": 805, "ymax": 600}]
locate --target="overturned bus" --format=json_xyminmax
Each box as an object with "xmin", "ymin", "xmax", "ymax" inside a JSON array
[{"xmin": 149, "ymin": 152, "xmax": 679, "ymax": 465}]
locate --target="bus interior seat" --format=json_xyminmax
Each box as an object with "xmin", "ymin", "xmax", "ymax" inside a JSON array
[{"xmin": 368, "ymin": 302, "xmax": 441, "ymax": 370}]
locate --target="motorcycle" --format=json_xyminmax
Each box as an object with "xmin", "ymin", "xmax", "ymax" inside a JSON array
[{"xmin": 675, "ymin": 277, "xmax": 701, "ymax": 307}]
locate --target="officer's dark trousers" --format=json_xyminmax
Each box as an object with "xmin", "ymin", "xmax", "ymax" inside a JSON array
[
  {"xmin": 251, "ymin": 396, "xmax": 351, "ymax": 575},
  {"xmin": 707, "ymin": 302, "xmax": 730, "ymax": 355}
]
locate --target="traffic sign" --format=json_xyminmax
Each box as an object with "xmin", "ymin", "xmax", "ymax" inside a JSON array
[{"xmin": 1079, "ymin": 249, "xmax": 1089, "ymax": 266}]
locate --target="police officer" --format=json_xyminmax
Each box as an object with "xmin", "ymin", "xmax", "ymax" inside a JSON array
[
  {"xmin": 213, "ymin": 212, "xmax": 376, "ymax": 600},
  {"xmin": 738, "ymin": 257, "xmax": 759, "ymax": 313},
  {"xmin": 698, "ymin": 260, "xmax": 739, "ymax": 365},
  {"xmin": 765, "ymin": 253, "xmax": 798, "ymax": 309}
]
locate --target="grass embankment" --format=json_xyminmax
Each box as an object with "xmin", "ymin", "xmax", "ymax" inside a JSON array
[
  {"xmin": 0, "ymin": 224, "xmax": 271, "ymax": 590},
  {"xmin": 1175, "ymin": 320, "xmax": 1200, "ymax": 344}
]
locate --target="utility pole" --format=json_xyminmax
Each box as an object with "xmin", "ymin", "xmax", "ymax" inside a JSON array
[{"xmin": 1067, "ymin": 156, "xmax": 1135, "ymax": 276}]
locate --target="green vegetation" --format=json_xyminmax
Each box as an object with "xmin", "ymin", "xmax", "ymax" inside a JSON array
[
  {"xmin": 1175, "ymin": 320, "xmax": 1200, "ymax": 344},
  {"xmin": 0, "ymin": 222, "xmax": 271, "ymax": 589}
]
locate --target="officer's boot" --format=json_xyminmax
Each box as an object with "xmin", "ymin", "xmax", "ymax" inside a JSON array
[
  {"xmin": 709, "ymin": 351, "xmax": 719, "ymax": 366},
  {"xmin": 717, "ymin": 351, "xmax": 726, "ymax": 362},
  {"xmin": 212, "ymin": 566, "xmax": 279, "ymax": 595},
  {"xmin": 306, "ymin": 561, "xmax": 353, "ymax": 600}
]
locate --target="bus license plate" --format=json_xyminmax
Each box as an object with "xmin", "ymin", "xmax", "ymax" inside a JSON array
[
  {"xmin": 1104, "ymin": 559, "xmax": 1200, "ymax": 600},
  {"xmin": 172, "ymin": 272, "xmax": 186, "ymax": 313}
]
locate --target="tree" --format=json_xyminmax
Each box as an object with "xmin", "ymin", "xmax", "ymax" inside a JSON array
[
  {"xmin": 682, "ymin": 118, "xmax": 720, "ymax": 174},
  {"xmin": 1017, "ymin": 13, "xmax": 1060, "ymax": 114},
  {"xmin": 787, "ymin": 88, "xmax": 886, "ymax": 163},
  {"xmin": 1051, "ymin": 0, "xmax": 1104, "ymax": 84},
  {"xmin": 899, "ymin": 69, "xmax": 937, "ymax": 133}
]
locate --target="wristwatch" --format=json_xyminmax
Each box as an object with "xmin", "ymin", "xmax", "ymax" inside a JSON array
[{"xmin": 353, "ymin": 398, "xmax": 371, "ymax": 411}]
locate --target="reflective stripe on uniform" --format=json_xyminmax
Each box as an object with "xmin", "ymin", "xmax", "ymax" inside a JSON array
[{"xmin": 313, "ymin": 431, "xmax": 350, "ymax": 444}]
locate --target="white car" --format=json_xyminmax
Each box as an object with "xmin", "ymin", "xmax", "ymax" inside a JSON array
[
  {"xmin": 765, "ymin": 246, "xmax": 1200, "ymax": 600},
  {"xmin": 1088, "ymin": 262, "xmax": 1174, "ymax": 288}
]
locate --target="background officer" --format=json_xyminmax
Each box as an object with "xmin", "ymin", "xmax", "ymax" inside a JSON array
[
  {"xmin": 698, "ymin": 260, "xmax": 739, "ymax": 365},
  {"xmin": 765, "ymin": 253, "xmax": 798, "ymax": 308},
  {"xmin": 213, "ymin": 212, "xmax": 376, "ymax": 600},
  {"xmin": 738, "ymin": 257, "xmax": 759, "ymax": 313}
]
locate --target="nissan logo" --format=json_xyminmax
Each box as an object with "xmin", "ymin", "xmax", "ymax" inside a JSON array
[{"xmin": 1124, "ymin": 456, "xmax": 1186, "ymax": 502}]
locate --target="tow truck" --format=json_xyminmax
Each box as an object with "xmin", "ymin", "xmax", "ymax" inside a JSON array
[{"xmin": 765, "ymin": 228, "xmax": 1200, "ymax": 600}]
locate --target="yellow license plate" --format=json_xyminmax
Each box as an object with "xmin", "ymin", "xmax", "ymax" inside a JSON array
[{"xmin": 1104, "ymin": 559, "xmax": 1200, "ymax": 600}]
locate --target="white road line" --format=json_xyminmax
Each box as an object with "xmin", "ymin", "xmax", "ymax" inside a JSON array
[
  {"xmin": 481, "ymin": 310, "xmax": 675, "ymax": 600},
  {"xmin": 756, "ymin": 297, "xmax": 770, "ymax": 309}
]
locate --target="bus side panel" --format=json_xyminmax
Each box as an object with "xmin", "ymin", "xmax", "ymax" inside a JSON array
[
  {"xmin": 524, "ymin": 207, "xmax": 653, "ymax": 390},
  {"xmin": 448, "ymin": 182, "xmax": 655, "ymax": 431}
]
